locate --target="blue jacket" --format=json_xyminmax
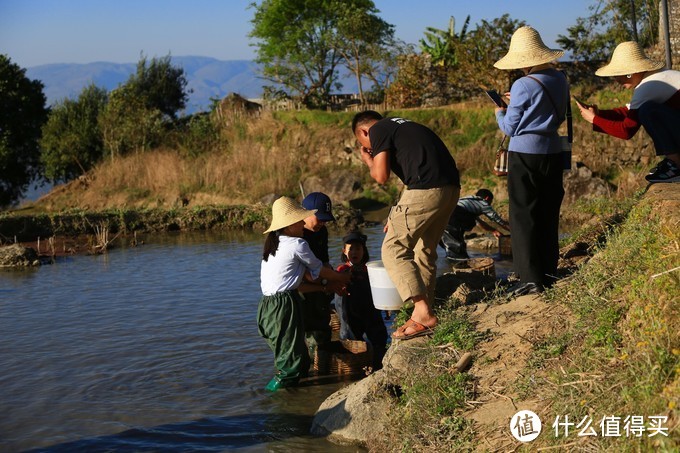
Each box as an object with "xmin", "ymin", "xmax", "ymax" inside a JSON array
[{"xmin": 496, "ymin": 68, "xmax": 569, "ymax": 155}]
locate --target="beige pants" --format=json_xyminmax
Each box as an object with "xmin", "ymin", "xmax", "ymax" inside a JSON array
[{"xmin": 382, "ymin": 185, "xmax": 460, "ymax": 304}]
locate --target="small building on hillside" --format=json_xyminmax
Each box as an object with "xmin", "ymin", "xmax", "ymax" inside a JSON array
[{"xmin": 215, "ymin": 93, "xmax": 262, "ymax": 122}]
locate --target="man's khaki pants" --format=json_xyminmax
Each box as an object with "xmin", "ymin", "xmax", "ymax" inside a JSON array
[{"xmin": 382, "ymin": 185, "xmax": 459, "ymax": 305}]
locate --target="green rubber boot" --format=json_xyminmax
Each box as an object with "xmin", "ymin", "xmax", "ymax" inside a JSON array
[{"xmin": 265, "ymin": 377, "xmax": 283, "ymax": 392}]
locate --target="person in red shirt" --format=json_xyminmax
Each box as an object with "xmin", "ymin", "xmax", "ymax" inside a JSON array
[{"xmin": 576, "ymin": 41, "xmax": 680, "ymax": 183}]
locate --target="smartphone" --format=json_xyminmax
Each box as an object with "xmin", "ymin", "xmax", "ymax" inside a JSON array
[
  {"xmin": 485, "ymin": 89, "xmax": 507, "ymax": 108},
  {"xmin": 573, "ymin": 95, "xmax": 589, "ymax": 108}
]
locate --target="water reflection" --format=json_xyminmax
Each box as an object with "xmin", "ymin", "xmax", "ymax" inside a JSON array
[
  {"xmin": 25, "ymin": 413, "xmax": 321, "ymax": 452},
  {"xmin": 0, "ymin": 225, "xmax": 507, "ymax": 452}
]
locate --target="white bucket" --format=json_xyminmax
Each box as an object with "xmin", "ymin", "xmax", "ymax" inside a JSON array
[{"xmin": 366, "ymin": 260, "xmax": 404, "ymax": 310}]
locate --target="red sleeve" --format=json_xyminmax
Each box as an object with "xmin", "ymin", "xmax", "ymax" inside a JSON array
[
  {"xmin": 592, "ymin": 106, "xmax": 641, "ymax": 140},
  {"xmin": 336, "ymin": 263, "xmax": 351, "ymax": 273}
]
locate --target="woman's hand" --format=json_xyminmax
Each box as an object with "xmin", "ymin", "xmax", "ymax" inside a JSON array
[
  {"xmin": 576, "ymin": 102, "xmax": 598, "ymax": 124},
  {"xmin": 494, "ymin": 92, "xmax": 510, "ymax": 114}
]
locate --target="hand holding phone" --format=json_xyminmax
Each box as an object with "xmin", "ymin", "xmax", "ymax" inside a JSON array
[
  {"xmin": 485, "ymin": 89, "xmax": 507, "ymax": 108},
  {"xmin": 573, "ymin": 95, "xmax": 589, "ymax": 108}
]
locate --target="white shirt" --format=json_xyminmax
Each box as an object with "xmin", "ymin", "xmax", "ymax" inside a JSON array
[
  {"xmin": 260, "ymin": 235, "xmax": 323, "ymax": 296},
  {"xmin": 630, "ymin": 69, "xmax": 680, "ymax": 109}
]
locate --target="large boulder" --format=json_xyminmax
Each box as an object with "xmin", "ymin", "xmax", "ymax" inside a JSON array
[
  {"xmin": 311, "ymin": 336, "xmax": 430, "ymax": 446},
  {"xmin": 301, "ymin": 170, "xmax": 363, "ymax": 206},
  {"xmin": 0, "ymin": 244, "xmax": 40, "ymax": 267},
  {"xmin": 311, "ymin": 336, "xmax": 472, "ymax": 447},
  {"xmin": 563, "ymin": 164, "xmax": 613, "ymax": 205}
]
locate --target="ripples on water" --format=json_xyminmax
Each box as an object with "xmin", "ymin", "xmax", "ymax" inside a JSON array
[{"xmin": 0, "ymin": 226, "xmax": 510, "ymax": 452}]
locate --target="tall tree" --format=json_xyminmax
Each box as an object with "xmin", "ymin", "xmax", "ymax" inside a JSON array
[
  {"xmin": 0, "ymin": 55, "xmax": 48, "ymax": 207},
  {"xmin": 363, "ymin": 38, "xmax": 413, "ymax": 105},
  {"xmin": 455, "ymin": 15, "xmax": 526, "ymax": 94},
  {"xmin": 249, "ymin": 0, "xmax": 392, "ymax": 108},
  {"xmin": 40, "ymin": 84, "xmax": 108, "ymax": 181},
  {"xmin": 334, "ymin": 1, "xmax": 394, "ymax": 105},
  {"xmin": 97, "ymin": 54, "xmax": 186, "ymax": 159},
  {"xmin": 99, "ymin": 85, "xmax": 163, "ymax": 159},
  {"xmin": 125, "ymin": 54, "xmax": 189, "ymax": 119},
  {"xmin": 557, "ymin": 0, "xmax": 659, "ymax": 63}
]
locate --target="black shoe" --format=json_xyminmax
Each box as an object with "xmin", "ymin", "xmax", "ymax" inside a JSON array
[
  {"xmin": 645, "ymin": 158, "xmax": 680, "ymax": 183},
  {"xmin": 508, "ymin": 282, "xmax": 544, "ymax": 297}
]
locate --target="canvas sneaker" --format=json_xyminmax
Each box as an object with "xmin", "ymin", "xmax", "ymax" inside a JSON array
[{"xmin": 645, "ymin": 158, "xmax": 680, "ymax": 183}]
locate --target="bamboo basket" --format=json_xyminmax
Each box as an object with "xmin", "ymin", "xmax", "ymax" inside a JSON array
[
  {"xmin": 329, "ymin": 311, "xmax": 341, "ymax": 332},
  {"xmin": 340, "ymin": 338, "xmax": 368, "ymax": 354},
  {"xmin": 311, "ymin": 340, "xmax": 372, "ymax": 376}
]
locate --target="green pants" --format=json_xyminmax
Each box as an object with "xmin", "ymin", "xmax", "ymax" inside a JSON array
[{"xmin": 257, "ymin": 291, "xmax": 310, "ymax": 386}]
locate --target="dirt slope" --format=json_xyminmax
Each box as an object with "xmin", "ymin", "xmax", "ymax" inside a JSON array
[{"xmin": 459, "ymin": 293, "xmax": 574, "ymax": 450}]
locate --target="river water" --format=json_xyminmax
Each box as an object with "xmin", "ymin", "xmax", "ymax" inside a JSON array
[{"xmin": 0, "ymin": 225, "xmax": 511, "ymax": 452}]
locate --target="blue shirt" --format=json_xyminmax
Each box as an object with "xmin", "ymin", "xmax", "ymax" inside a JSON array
[{"xmin": 495, "ymin": 69, "xmax": 569, "ymax": 155}]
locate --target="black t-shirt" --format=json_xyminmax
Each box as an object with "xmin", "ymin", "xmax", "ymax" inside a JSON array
[
  {"xmin": 369, "ymin": 117, "xmax": 460, "ymax": 189},
  {"xmin": 303, "ymin": 226, "xmax": 329, "ymax": 264}
]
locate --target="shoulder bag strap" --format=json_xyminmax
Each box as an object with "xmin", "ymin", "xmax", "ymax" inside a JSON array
[{"xmin": 525, "ymin": 74, "xmax": 572, "ymax": 143}]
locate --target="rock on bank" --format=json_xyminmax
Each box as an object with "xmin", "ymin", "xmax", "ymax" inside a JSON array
[{"xmin": 0, "ymin": 244, "xmax": 40, "ymax": 267}]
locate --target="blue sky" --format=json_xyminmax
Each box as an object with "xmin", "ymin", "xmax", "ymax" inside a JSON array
[{"xmin": 1, "ymin": 0, "xmax": 593, "ymax": 68}]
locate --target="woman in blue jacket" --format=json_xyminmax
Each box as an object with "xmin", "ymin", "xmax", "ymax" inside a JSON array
[{"xmin": 492, "ymin": 26, "xmax": 569, "ymax": 296}]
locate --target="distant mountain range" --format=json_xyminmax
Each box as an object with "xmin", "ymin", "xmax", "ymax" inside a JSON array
[
  {"xmin": 26, "ymin": 57, "xmax": 263, "ymax": 114},
  {"xmin": 26, "ymin": 56, "xmax": 360, "ymax": 114}
]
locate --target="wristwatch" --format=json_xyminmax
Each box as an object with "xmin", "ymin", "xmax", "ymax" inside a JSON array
[{"xmin": 321, "ymin": 279, "xmax": 328, "ymax": 292}]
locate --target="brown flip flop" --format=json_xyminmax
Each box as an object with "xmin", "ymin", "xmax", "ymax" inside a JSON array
[{"xmin": 392, "ymin": 318, "xmax": 435, "ymax": 340}]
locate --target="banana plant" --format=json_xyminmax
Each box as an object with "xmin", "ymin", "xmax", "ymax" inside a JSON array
[{"xmin": 419, "ymin": 15, "xmax": 470, "ymax": 67}]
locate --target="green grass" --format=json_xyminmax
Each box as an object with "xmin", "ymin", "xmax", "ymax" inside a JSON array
[
  {"xmin": 431, "ymin": 313, "xmax": 479, "ymax": 350},
  {"xmin": 530, "ymin": 200, "xmax": 680, "ymax": 450},
  {"xmin": 383, "ymin": 192, "xmax": 678, "ymax": 451},
  {"xmin": 382, "ymin": 309, "xmax": 480, "ymax": 450}
]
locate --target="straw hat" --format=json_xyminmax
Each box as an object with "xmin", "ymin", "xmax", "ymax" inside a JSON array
[
  {"xmin": 494, "ymin": 26, "xmax": 564, "ymax": 70},
  {"xmin": 263, "ymin": 196, "xmax": 316, "ymax": 234},
  {"xmin": 595, "ymin": 41, "xmax": 664, "ymax": 77}
]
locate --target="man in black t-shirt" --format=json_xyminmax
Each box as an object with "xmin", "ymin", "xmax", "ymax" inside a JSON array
[{"xmin": 352, "ymin": 111, "xmax": 461, "ymax": 340}]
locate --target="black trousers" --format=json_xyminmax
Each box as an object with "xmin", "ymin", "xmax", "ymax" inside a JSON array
[
  {"xmin": 508, "ymin": 152, "xmax": 564, "ymax": 286},
  {"xmin": 637, "ymin": 101, "xmax": 680, "ymax": 156}
]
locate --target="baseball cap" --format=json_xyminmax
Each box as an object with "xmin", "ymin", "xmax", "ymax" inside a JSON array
[
  {"xmin": 342, "ymin": 231, "xmax": 367, "ymax": 244},
  {"xmin": 302, "ymin": 192, "xmax": 335, "ymax": 222}
]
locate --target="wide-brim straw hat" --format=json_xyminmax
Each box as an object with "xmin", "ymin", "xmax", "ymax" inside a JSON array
[
  {"xmin": 263, "ymin": 196, "xmax": 316, "ymax": 234},
  {"xmin": 595, "ymin": 41, "xmax": 665, "ymax": 77},
  {"xmin": 494, "ymin": 26, "xmax": 564, "ymax": 70}
]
